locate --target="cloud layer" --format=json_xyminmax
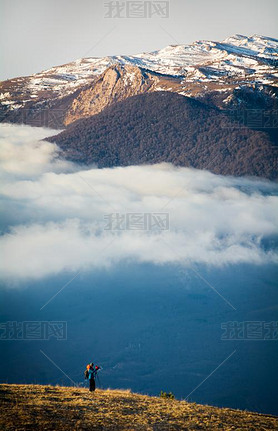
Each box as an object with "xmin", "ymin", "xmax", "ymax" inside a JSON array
[{"xmin": 0, "ymin": 123, "xmax": 278, "ymax": 281}]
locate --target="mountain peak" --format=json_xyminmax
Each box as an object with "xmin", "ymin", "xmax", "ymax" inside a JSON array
[
  {"xmin": 1, "ymin": 34, "xmax": 277, "ymax": 129},
  {"xmin": 222, "ymin": 33, "xmax": 278, "ymax": 53}
]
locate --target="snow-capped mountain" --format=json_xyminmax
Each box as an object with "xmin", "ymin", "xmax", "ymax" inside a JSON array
[
  {"xmin": 117, "ymin": 34, "xmax": 278, "ymax": 79},
  {"xmin": 1, "ymin": 34, "xmax": 277, "ymax": 127}
]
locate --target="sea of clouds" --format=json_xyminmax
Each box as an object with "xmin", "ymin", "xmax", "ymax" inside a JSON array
[{"xmin": 0, "ymin": 123, "xmax": 277, "ymax": 281}]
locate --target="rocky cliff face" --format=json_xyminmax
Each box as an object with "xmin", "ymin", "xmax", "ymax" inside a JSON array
[
  {"xmin": 0, "ymin": 64, "xmax": 182, "ymax": 128},
  {"xmin": 64, "ymin": 64, "xmax": 159, "ymax": 125}
]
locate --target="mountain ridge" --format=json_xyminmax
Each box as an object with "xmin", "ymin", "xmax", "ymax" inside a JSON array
[{"xmin": 1, "ymin": 34, "xmax": 277, "ymax": 128}]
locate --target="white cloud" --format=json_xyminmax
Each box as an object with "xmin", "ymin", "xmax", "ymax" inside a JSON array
[
  {"xmin": 0, "ymin": 123, "xmax": 76, "ymax": 177},
  {"xmin": 0, "ymin": 123, "xmax": 277, "ymax": 281}
]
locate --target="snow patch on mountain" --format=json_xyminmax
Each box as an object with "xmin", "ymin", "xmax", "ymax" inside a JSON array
[{"xmin": 1, "ymin": 34, "xmax": 277, "ymax": 111}]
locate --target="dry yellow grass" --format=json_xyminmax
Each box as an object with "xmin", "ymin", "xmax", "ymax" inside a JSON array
[{"xmin": 0, "ymin": 384, "xmax": 277, "ymax": 430}]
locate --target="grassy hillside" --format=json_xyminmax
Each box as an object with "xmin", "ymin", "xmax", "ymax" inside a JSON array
[{"xmin": 0, "ymin": 384, "xmax": 277, "ymax": 430}]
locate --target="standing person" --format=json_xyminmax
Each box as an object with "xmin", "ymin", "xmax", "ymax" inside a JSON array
[
  {"xmin": 87, "ymin": 362, "xmax": 101, "ymax": 392},
  {"xmin": 88, "ymin": 363, "xmax": 96, "ymax": 392}
]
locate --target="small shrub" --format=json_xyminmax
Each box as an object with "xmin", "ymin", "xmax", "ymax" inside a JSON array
[{"xmin": 160, "ymin": 390, "xmax": 175, "ymax": 399}]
